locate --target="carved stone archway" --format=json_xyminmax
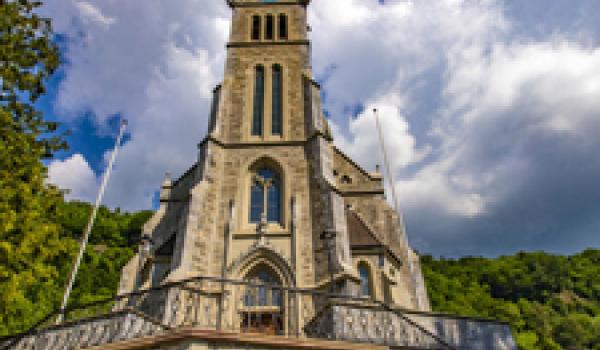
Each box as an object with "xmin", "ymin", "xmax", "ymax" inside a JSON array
[{"xmin": 229, "ymin": 245, "xmax": 295, "ymax": 335}]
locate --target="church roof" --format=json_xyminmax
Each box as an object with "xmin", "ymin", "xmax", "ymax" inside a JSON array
[{"xmin": 346, "ymin": 210, "xmax": 384, "ymax": 248}]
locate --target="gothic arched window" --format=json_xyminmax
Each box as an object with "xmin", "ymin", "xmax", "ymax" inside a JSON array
[
  {"xmin": 278, "ymin": 14, "xmax": 288, "ymax": 39},
  {"xmin": 241, "ymin": 264, "xmax": 283, "ymax": 335},
  {"xmin": 272, "ymin": 64, "xmax": 283, "ymax": 135},
  {"xmin": 265, "ymin": 15, "xmax": 274, "ymax": 40},
  {"xmin": 252, "ymin": 15, "xmax": 261, "ymax": 40},
  {"xmin": 250, "ymin": 168, "xmax": 282, "ymax": 224},
  {"xmin": 358, "ymin": 262, "xmax": 372, "ymax": 298},
  {"xmin": 252, "ymin": 65, "xmax": 265, "ymax": 136},
  {"xmin": 244, "ymin": 266, "xmax": 282, "ymax": 307}
]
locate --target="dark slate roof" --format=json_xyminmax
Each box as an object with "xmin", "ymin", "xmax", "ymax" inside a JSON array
[{"xmin": 346, "ymin": 210, "xmax": 383, "ymax": 248}]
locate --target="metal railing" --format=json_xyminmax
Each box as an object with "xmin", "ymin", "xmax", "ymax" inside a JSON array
[{"xmin": 1, "ymin": 276, "xmax": 456, "ymax": 350}]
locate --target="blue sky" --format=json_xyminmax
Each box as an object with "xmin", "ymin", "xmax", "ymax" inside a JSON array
[{"xmin": 40, "ymin": 0, "xmax": 600, "ymax": 257}]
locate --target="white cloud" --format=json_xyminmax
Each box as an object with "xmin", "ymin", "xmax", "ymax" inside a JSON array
[
  {"xmin": 333, "ymin": 94, "xmax": 429, "ymax": 175},
  {"xmin": 419, "ymin": 41, "xmax": 600, "ymax": 214},
  {"xmin": 308, "ymin": 0, "xmax": 507, "ymax": 122},
  {"xmin": 47, "ymin": 154, "xmax": 97, "ymax": 202},
  {"xmin": 40, "ymin": 0, "xmax": 600, "ymax": 254},
  {"xmin": 41, "ymin": 0, "xmax": 230, "ymax": 210},
  {"xmin": 310, "ymin": 0, "xmax": 507, "ymax": 218},
  {"xmin": 74, "ymin": 1, "xmax": 116, "ymax": 29}
]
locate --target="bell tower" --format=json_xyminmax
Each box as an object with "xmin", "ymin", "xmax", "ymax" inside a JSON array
[{"xmin": 210, "ymin": 0, "xmax": 313, "ymax": 142}]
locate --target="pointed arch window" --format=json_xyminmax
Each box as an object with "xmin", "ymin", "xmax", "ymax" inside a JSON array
[
  {"xmin": 272, "ymin": 64, "xmax": 283, "ymax": 135},
  {"xmin": 244, "ymin": 266, "xmax": 282, "ymax": 307},
  {"xmin": 358, "ymin": 262, "xmax": 372, "ymax": 298},
  {"xmin": 265, "ymin": 15, "xmax": 274, "ymax": 40},
  {"xmin": 278, "ymin": 14, "xmax": 288, "ymax": 40},
  {"xmin": 250, "ymin": 168, "xmax": 282, "ymax": 224},
  {"xmin": 241, "ymin": 264, "xmax": 284, "ymax": 335},
  {"xmin": 252, "ymin": 15, "xmax": 261, "ymax": 40},
  {"xmin": 252, "ymin": 65, "xmax": 265, "ymax": 136}
]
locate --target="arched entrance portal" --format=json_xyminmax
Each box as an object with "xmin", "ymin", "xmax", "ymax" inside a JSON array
[{"xmin": 241, "ymin": 264, "xmax": 284, "ymax": 335}]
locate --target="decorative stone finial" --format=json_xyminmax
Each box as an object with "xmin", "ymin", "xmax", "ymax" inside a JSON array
[
  {"xmin": 161, "ymin": 173, "xmax": 172, "ymax": 188},
  {"xmin": 160, "ymin": 173, "xmax": 172, "ymax": 203}
]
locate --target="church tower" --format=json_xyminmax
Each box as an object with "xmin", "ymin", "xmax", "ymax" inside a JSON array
[{"xmin": 118, "ymin": 0, "xmax": 430, "ymax": 327}]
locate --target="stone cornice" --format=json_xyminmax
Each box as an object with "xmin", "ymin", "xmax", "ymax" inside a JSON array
[
  {"xmin": 198, "ymin": 131, "xmax": 332, "ymax": 149},
  {"xmin": 227, "ymin": 1, "xmax": 310, "ymax": 8},
  {"xmin": 338, "ymin": 189, "xmax": 385, "ymax": 196},
  {"xmin": 227, "ymin": 40, "xmax": 310, "ymax": 48}
]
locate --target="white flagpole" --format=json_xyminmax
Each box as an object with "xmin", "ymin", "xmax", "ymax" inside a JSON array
[
  {"xmin": 56, "ymin": 119, "xmax": 128, "ymax": 324},
  {"xmin": 373, "ymin": 109, "xmax": 423, "ymax": 310},
  {"xmin": 373, "ymin": 109, "xmax": 403, "ymax": 227}
]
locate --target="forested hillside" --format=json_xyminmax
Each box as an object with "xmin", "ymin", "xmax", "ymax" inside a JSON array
[
  {"xmin": 3, "ymin": 200, "xmax": 598, "ymax": 350},
  {"xmin": 422, "ymin": 251, "xmax": 600, "ymax": 349},
  {"xmin": 0, "ymin": 201, "xmax": 151, "ymax": 336}
]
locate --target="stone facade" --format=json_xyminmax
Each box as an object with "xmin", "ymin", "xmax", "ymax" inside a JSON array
[{"xmin": 117, "ymin": 0, "xmax": 429, "ymax": 326}]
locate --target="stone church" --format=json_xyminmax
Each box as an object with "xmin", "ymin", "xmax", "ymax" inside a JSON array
[
  {"xmin": 3, "ymin": 1, "xmax": 516, "ymax": 349},
  {"xmin": 119, "ymin": 0, "xmax": 430, "ymax": 313}
]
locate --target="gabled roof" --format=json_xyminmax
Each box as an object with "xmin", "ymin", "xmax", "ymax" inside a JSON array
[{"xmin": 346, "ymin": 210, "xmax": 384, "ymax": 248}]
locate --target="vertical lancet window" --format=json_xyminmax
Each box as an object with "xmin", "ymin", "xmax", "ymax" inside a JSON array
[
  {"xmin": 278, "ymin": 14, "xmax": 288, "ymax": 39},
  {"xmin": 252, "ymin": 65, "xmax": 265, "ymax": 136},
  {"xmin": 358, "ymin": 263, "xmax": 372, "ymax": 298},
  {"xmin": 272, "ymin": 64, "xmax": 283, "ymax": 135},
  {"xmin": 265, "ymin": 15, "xmax": 274, "ymax": 40},
  {"xmin": 250, "ymin": 168, "xmax": 281, "ymax": 224},
  {"xmin": 252, "ymin": 16, "xmax": 261, "ymax": 40}
]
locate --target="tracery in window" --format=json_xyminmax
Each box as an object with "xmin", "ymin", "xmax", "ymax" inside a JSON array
[
  {"xmin": 243, "ymin": 265, "xmax": 282, "ymax": 307},
  {"xmin": 241, "ymin": 264, "xmax": 283, "ymax": 335},
  {"xmin": 250, "ymin": 168, "xmax": 282, "ymax": 224}
]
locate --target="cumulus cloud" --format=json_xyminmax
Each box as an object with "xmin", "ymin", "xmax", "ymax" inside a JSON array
[
  {"xmin": 48, "ymin": 154, "xmax": 97, "ymax": 202},
  {"xmin": 41, "ymin": 0, "xmax": 230, "ymax": 210},
  {"xmin": 405, "ymin": 41, "xmax": 600, "ymax": 255},
  {"xmin": 74, "ymin": 2, "xmax": 116, "ymax": 29},
  {"xmin": 332, "ymin": 94, "xmax": 429, "ymax": 175},
  {"xmin": 40, "ymin": 0, "xmax": 600, "ymax": 256},
  {"xmin": 309, "ymin": 0, "xmax": 600, "ymax": 255}
]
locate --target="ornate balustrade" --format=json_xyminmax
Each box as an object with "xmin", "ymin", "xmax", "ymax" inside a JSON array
[
  {"xmin": 304, "ymin": 302, "xmax": 516, "ymax": 350},
  {"xmin": 1, "ymin": 310, "xmax": 165, "ymax": 350},
  {"xmin": 1, "ymin": 277, "xmax": 514, "ymax": 350}
]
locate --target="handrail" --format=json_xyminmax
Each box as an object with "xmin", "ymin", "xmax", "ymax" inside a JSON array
[
  {"xmin": 374, "ymin": 301, "xmax": 455, "ymax": 350},
  {"xmin": 1, "ymin": 275, "xmax": 456, "ymax": 350}
]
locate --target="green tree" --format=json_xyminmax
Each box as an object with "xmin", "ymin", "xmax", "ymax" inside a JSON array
[
  {"xmin": 0, "ymin": 0, "xmax": 65, "ymax": 335},
  {"xmin": 423, "ymin": 250, "xmax": 600, "ymax": 350}
]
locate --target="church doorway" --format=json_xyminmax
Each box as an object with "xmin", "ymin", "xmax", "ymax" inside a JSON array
[{"xmin": 240, "ymin": 264, "xmax": 284, "ymax": 335}]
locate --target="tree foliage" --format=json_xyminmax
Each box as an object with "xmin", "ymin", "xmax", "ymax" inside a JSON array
[
  {"xmin": 422, "ymin": 250, "xmax": 600, "ymax": 350},
  {"xmin": 0, "ymin": 200, "xmax": 152, "ymax": 336},
  {"xmin": 0, "ymin": 0, "xmax": 66, "ymax": 334}
]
